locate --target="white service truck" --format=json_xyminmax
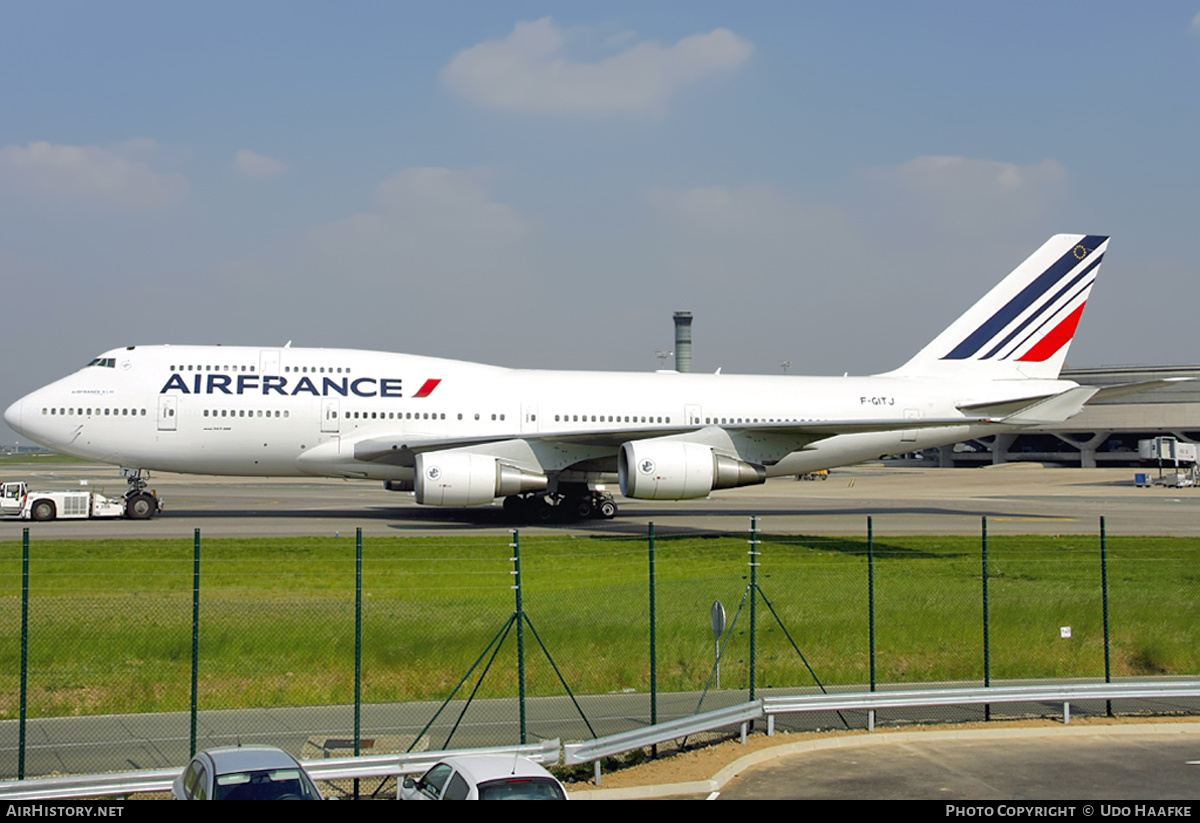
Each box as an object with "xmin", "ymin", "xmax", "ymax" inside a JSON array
[{"xmin": 0, "ymin": 481, "xmax": 140, "ymax": 521}]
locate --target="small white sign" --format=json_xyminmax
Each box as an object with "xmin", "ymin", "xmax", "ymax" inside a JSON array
[{"xmin": 1060, "ymin": 626, "xmax": 1072, "ymax": 638}]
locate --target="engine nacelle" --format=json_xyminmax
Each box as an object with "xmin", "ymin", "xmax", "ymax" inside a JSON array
[
  {"xmin": 618, "ymin": 440, "xmax": 766, "ymax": 500},
  {"xmin": 415, "ymin": 451, "xmax": 547, "ymax": 506}
]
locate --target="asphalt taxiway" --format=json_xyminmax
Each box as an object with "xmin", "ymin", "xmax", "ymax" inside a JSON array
[{"xmin": 1, "ymin": 461, "xmax": 1198, "ymax": 540}]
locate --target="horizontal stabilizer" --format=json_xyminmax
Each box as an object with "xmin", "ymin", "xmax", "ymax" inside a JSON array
[
  {"xmin": 957, "ymin": 393, "xmax": 1059, "ymax": 418},
  {"xmin": 998, "ymin": 386, "xmax": 1098, "ymax": 426}
]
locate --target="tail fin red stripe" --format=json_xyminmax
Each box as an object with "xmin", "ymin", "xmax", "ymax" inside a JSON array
[{"xmin": 1016, "ymin": 303, "xmax": 1085, "ymax": 363}]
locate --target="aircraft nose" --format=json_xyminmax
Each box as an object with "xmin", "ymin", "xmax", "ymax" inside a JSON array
[{"xmin": 4, "ymin": 398, "xmax": 23, "ymax": 436}]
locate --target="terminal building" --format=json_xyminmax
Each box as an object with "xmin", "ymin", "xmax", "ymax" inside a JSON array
[{"xmin": 937, "ymin": 365, "xmax": 1200, "ymax": 468}]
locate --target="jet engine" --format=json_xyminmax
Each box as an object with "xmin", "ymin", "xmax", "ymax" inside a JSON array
[
  {"xmin": 618, "ymin": 440, "xmax": 765, "ymax": 500},
  {"xmin": 414, "ymin": 451, "xmax": 548, "ymax": 506}
]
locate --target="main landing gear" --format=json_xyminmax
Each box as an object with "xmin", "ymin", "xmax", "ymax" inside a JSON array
[
  {"xmin": 503, "ymin": 489, "xmax": 618, "ymax": 523},
  {"xmin": 121, "ymin": 468, "xmax": 161, "ymax": 520}
]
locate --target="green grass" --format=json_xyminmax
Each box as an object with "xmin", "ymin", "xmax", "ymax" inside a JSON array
[
  {"xmin": 0, "ymin": 453, "xmax": 97, "ymax": 465},
  {"xmin": 1, "ymin": 532, "xmax": 1197, "ymax": 719}
]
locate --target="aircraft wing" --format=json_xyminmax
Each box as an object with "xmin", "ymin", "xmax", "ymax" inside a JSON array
[{"xmin": 350, "ymin": 415, "xmax": 995, "ymax": 466}]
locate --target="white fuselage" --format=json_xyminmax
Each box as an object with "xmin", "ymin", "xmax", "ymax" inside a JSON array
[{"xmin": 4, "ymin": 345, "xmax": 1067, "ymax": 489}]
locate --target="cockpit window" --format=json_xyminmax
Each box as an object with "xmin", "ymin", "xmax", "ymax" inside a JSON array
[{"xmin": 87, "ymin": 358, "xmax": 116, "ymax": 368}]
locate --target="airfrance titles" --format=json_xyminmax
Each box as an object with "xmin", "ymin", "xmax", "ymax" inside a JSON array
[{"xmin": 160, "ymin": 373, "xmax": 404, "ymax": 398}]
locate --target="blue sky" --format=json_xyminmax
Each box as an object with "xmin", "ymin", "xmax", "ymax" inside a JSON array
[{"xmin": 3, "ymin": 2, "xmax": 1199, "ymax": 441}]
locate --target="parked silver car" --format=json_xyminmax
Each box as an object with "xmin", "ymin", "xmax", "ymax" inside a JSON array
[
  {"xmin": 172, "ymin": 746, "xmax": 324, "ymax": 800},
  {"xmin": 399, "ymin": 755, "xmax": 567, "ymax": 800}
]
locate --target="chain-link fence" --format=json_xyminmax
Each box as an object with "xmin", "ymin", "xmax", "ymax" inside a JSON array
[{"xmin": 2, "ymin": 517, "xmax": 1198, "ymax": 780}]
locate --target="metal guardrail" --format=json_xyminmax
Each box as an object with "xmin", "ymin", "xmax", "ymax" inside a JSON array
[
  {"xmin": 563, "ymin": 701, "xmax": 762, "ymax": 783},
  {"xmin": 0, "ymin": 768, "xmax": 181, "ymax": 802},
  {"xmin": 0, "ymin": 739, "xmax": 561, "ymax": 801},
  {"xmin": 761, "ymin": 681, "xmax": 1200, "ymax": 732},
  {"xmin": 6, "ymin": 680, "xmax": 1199, "ymax": 796},
  {"xmin": 566, "ymin": 680, "xmax": 1200, "ymax": 785}
]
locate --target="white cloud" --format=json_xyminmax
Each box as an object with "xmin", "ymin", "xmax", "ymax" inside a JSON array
[
  {"xmin": 227, "ymin": 167, "xmax": 538, "ymax": 293},
  {"xmin": 869, "ymin": 155, "xmax": 1067, "ymax": 231},
  {"xmin": 442, "ymin": 17, "xmax": 754, "ymax": 115},
  {"xmin": 0, "ymin": 141, "xmax": 187, "ymax": 209},
  {"xmin": 234, "ymin": 149, "xmax": 286, "ymax": 179},
  {"xmin": 311, "ymin": 166, "xmax": 536, "ymax": 253},
  {"xmin": 1192, "ymin": 12, "xmax": 1200, "ymax": 34}
]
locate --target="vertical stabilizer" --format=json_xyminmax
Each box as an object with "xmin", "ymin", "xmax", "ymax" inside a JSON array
[{"xmin": 890, "ymin": 234, "xmax": 1108, "ymax": 380}]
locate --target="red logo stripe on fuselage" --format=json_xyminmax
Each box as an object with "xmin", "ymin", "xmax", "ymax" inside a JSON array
[{"xmin": 413, "ymin": 379, "xmax": 441, "ymax": 398}]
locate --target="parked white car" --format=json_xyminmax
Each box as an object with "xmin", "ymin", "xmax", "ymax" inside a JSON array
[{"xmin": 399, "ymin": 755, "xmax": 567, "ymax": 800}]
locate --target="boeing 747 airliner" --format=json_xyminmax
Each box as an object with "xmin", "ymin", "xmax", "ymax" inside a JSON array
[{"xmin": 3, "ymin": 234, "xmax": 1171, "ymax": 521}]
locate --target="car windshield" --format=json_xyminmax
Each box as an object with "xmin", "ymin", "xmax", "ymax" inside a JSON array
[
  {"xmin": 477, "ymin": 777, "xmax": 566, "ymax": 800},
  {"xmin": 214, "ymin": 768, "xmax": 320, "ymax": 800}
]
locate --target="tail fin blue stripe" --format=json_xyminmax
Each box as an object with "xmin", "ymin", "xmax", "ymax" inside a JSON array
[
  {"xmin": 1005, "ymin": 275, "xmax": 1095, "ymax": 359},
  {"xmin": 942, "ymin": 234, "xmax": 1107, "ymax": 360},
  {"xmin": 979, "ymin": 254, "xmax": 1103, "ymax": 360}
]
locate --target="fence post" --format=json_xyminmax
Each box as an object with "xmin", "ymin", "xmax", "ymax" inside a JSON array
[
  {"xmin": 18, "ymin": 528, "xmax": 29, "ymax": 780},
  {"xmin": 1100, "ymin": 516, "xmax": 1112, "ymax": 717},
  {"xmin": 982, "ymin": 516, "xmax": 990, "ymax": 721},
  {"xmin": 868, "ymin": 517, "xmax": 876, "ymax": 694},
  {"xmin": 190, "ymin": 528, "xmax": 200, "ymax": 757},
  {"xmin": 648, "ymin": 522, "xmax": 657, "ymax": 736},
  {"xmin": 748, "ymin": 516, "xmax": 759, "ymax": 702},
  {"xmin": 511, "ymin": 530, "xmax": 526, "ymax": 744},
  {"xmin": 354, "ymin": 527, "xmax": 363, "ymax": 799}
]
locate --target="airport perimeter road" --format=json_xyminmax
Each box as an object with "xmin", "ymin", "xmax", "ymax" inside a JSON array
[
  {"xmin": 2, "ymin": 462, "xmax": 1199, "ymax": 539},
  {"xmin": 713, "ymin": 727, "xmax": 1200, "ymax": 800}
]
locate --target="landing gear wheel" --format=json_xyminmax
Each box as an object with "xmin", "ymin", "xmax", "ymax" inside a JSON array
[
  {"xmin": 574, "ymin": 498, "xmax": 593, "ymax": 519},
  {"xmin": 536, "ymin": 498, "xmax": 557, "ymax": 522},
  {"xmin": 125, "ymin": 493, "xmax": 157, "ymax": 520},
  {"xmin": 31, "ymin": 500, "xmax": 56, "ymax": 522},
  {"xmin": 598, "ymin": 500, "xmax": 617, "ymax": 519}
]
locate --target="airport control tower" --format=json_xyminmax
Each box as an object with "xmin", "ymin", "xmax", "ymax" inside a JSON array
[{"xmin": 673, "ymin": 311, "xmax": 693, "ymax": 373}]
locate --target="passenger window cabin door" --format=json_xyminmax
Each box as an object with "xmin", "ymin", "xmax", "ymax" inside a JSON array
[
  {"xmin": 321, "ymin": 399, "xmax": 340, "ymax": 433},
  {"xmin": 157, "ymin": 396, "xmax": 177, "ymax": 431},
  {"xmin": 521, "ymin": 402, "xmax": 538, "ymax": 434},
  {"xmin": 259, "ymin": 349, "xmax": 280, "ymax": 377}
]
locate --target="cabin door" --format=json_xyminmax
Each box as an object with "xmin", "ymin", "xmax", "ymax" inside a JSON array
[
  {"xmin": 521, "ymin": 402, "xmax": 539, "ymax": 434},
  {"xmin": 322, "ymin": 399, "xmax": 340, "ymax": 433},
  {"xmin": 157, "ymin": 396, "xmax": 177, "ymax": 431}
]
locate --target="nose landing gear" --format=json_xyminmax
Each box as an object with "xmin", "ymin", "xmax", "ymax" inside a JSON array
[{"xmin": 121, "ymin": 468, "xmax": 162, "ymax": 520}]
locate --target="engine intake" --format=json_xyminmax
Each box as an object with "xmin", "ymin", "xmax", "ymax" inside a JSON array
[
  {"xmin": 415, "ymin": 451, "xmax": 547, "ymax": 506},
  {"xmin": 618, "ymin": 440, "xmax": 765, "ymax": 500}
]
